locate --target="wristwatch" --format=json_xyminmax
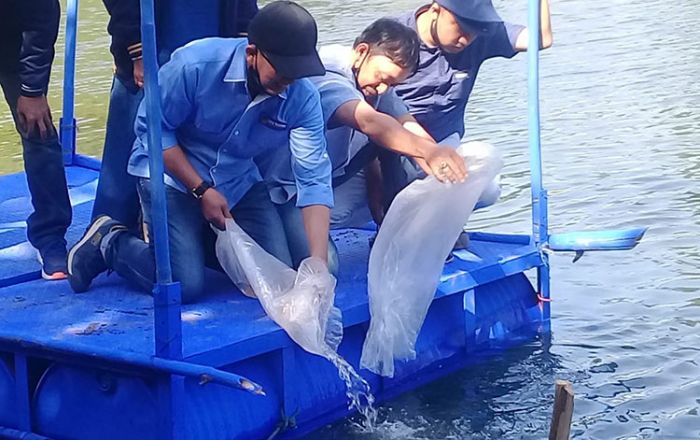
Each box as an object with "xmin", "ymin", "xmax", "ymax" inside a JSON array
[{"xmin": 190, "ymin": 181, "xmax": 212, "ymax": 199}]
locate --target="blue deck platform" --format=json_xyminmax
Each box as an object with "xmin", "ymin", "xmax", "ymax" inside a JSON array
[{"xmin": 0, "ymin": 165, "xmax": 546, "ymax": 439}]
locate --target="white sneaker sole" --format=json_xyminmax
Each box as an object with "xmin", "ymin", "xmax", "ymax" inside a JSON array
[{"xmin": 36, "ymin": 252, "xmax": 68, "ymax": 281}]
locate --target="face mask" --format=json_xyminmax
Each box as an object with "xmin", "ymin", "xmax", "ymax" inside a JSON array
[
  {"xmin": 352, "ymin": 51, "xmax": 370, "ymax": 93},
  {"xmin": 246, "ymin": 54, "xmax": 264, "ymax": 98}
]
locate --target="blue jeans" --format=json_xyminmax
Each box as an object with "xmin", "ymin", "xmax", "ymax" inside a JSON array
[
  {"xmin": 0, "ymin": 69, "xmax": 71, "ymax": 251},
  {"xmin": 91, "ymin": 76, "xmax": 143, "ymax": 229},
  {"xmin": 106, "ymin": 180, "xmax": 292, "ymax": 303},
  {"xmin": 275, "ymin": 198, "xmax": 339, "ymax": 276}
]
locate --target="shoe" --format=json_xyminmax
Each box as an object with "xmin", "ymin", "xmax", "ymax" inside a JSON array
[
  {"xmin": 37, "ymin": 241, "xmax": 68, "ymax": 281},
  {"xmin": 68, "ymin": 215, "xmax": 126, "ymax": 293}
]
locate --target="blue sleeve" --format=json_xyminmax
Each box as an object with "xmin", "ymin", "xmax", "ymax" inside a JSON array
[
  {"xmin": 484, "ymin": 22, "xmax": 526, "ymax": 60},
  {"xmin": 134, "ymin": 48, "xmax": 195, "ymax": 150},
  {"xmin": 289, "ymin": 89, "xmax": 334, "ymax": 208},
  {"xmin": 312, "ymin": 72, "xmax": 363, "ymax": 129},
  {"xmin": 376, "ymin": 89, "xmax": 409, "ymax": 118}
]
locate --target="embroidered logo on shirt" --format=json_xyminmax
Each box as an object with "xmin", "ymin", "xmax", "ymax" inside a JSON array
[{"xmin": 260, "ymin": 115, "xmax": 288, "ymax": 130}]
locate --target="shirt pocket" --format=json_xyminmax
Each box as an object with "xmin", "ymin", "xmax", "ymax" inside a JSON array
[
  {"xmin": 247, "ymin": 122, "xmax": 290, "ymax": 158},
  {"xmin": 447, "ymin": 69, "xmax": 476, "ymax": 104}
]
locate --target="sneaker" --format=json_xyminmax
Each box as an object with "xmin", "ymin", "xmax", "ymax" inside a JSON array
[
  {"xmin": 68, "ymin": 215, "xmax": 126, "ymax": 293},
  {"xmin": 37, "ymin": 241, "xmax": 68, "ymax": 281}
]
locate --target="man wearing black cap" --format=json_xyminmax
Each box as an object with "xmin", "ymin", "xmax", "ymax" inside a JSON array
[
  {"xmin": 381, "ymin": 0, "xmax": 552, "ymax": 206},
  {"xmin": 67, "ymin": 1, "xmax": 333, "ymax": 303}
]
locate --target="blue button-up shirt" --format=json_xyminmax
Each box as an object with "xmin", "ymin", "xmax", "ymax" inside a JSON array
[
  {"xmin": 128, "ymin": 37, "xmax": 333, "ymax": 208},
  {"xmin": 393, "ymin": 7, "xmax": 524, "ymax": 142}
]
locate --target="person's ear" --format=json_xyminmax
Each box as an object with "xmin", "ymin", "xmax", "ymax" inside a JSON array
[
  {"xmin": 353, "ymin": 43, "xmax": 370, "ymax": 69},
  {"xmin": 245, "ymin": 44, "xmax": 257, "ymax": 66},
  {"xmin": 429, "ymin": 2, "xmax": 441, "ymax": 19}
]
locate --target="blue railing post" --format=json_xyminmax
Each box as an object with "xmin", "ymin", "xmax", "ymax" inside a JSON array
[
  {"xmin": 59, "ymin": 0, "xmax": 79, "ymax": 165},
  {"xmin": 139, "ymin": 0, "xmax": 185, "ymax": 438},
  {"xmin": 527, "ymin": 0, "xmax": 551, "ymax": 325}
]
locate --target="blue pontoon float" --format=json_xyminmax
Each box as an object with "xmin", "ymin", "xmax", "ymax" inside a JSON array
[{"xmin": 0, "ymin": 0, "xmax": 645, "ymax": 438}]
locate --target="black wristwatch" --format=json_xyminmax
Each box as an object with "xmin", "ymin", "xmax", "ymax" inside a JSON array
[{"xmin": 190, "ymin": 181, "xmax": 212, "ymax": 199}]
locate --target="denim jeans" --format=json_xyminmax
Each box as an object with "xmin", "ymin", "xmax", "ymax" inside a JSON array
[
  {"xmin": 106, "ymin": 180, "xmax": 292, "ymax": 303},
  {"xmin": 275, "ymin": 198, "xmax": 339, "ymax": 275},
  {"xmin": 0, "ymin": 69, "xmax": 71, "ymax": 251},
  {"xmin": 91, "ymin": 76, "xmax": 143, "ymax": 229}
]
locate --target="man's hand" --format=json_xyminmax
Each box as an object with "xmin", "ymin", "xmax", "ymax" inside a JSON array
[
  {"xmin": 133, "ymin": 58, "xmax": 144, "ymax": 88},
  {"xmin": 17, "ymin": 95, "xmax": 54, "ymax": 140},
  {"xmin": 200, "ymin": 188, "xmax": 232, "ymax": 230},
  {"xmin": 422, "ymin": 146, "xmax": 467, "ymax": 183}
]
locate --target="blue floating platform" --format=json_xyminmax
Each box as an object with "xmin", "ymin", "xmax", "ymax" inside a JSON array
[{"xmin": 0, "ymin": 164, "xmax": 547, "ymax": 439}]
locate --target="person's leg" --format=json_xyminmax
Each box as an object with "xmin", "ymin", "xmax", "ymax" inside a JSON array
[
  {"xmin": 70, "ymin": 180, "xmax": 207, "ymax": 303},
  {"xmin": 91, "ymin": 77, "xmax": 143, "ymax": 229},
  {"xmin": 108, "ymin": 179, "xmax": 207, "ymax": 303},
  {"xmin": 276, "ymin": 196, "xmax": 339, "ymax": 274},
  {"xmin": 331, "ymin": 169, "xmax": 372, "ymax": 229},
  {"xmin": 232, "ymin": 183, "xmax": 293, "ymax": 267},
  {"xmin": 0, "ymin": 69, "xmax": 71, "ymax": 278}
]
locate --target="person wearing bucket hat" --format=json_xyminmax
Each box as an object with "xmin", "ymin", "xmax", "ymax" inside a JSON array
[
  {"xmin": 68, "ymin": 1, "xmax": 335, "ymax": 303},
  {"xmin": 378, "ymin": 0, "xmax": 552, "ymax": 211}
]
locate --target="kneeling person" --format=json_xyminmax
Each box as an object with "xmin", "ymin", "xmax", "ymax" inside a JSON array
[
  {"xmin": 68, "ymin": 1, "xmax": 333, "ymax": 303},
  {"xmin": 258, "ymin": 18, "xmax": 467, "ymax": 271}
]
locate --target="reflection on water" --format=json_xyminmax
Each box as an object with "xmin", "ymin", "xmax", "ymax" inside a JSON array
[{"xmin": 0, "ymin": 0, "xmax": 698, "ymax": 438}]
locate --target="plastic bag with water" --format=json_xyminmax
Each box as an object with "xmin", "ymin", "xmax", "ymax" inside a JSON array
[
  {"xmin": 215, "ymin": 219, "xmax": 342, "ymax": 357},
  {"xmin": 360, "ymin": 141, "xmax": 504, "ymax": 377},
  {"xmin": 216, "ymin": 219, "xmax": 378, "ymax": 427}
]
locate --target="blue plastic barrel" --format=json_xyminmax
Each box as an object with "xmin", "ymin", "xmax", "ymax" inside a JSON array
[{"xmin": 0, "ymin": 358, "xmax": 15, "ymax": 427}]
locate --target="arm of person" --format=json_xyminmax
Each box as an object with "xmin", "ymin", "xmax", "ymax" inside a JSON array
[
  {"xmin": 163, "ymin": 146, "xmax": 231, "ymax": 230},
  {"xmin": 102, "ymin": 0, "xmax": 144, "ymax": 86},
  {"xmin": 514, "ymin": 0, "xmax": 553, "ymax": 51},
  {"xmin": 15, "ymin": 0, "xmax": 60, "ymax": 139},
  {"xmin": 301, "ymin": 205, "xmax": 330, "ymax": 263},
  {"xmin": 332, "ymin": 99, "xmax": 466, "ymax": 182},
  {"xmin": 289, "ymin": 91, "xmax": 334, "ymax": 264},
  {"xmin": 135, "ymin": 49, "xmax": 231, "ymax": 229}
]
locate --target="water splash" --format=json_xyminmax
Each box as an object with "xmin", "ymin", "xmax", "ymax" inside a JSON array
[{"xmin": 325, "ymin": 349, "xmax": 378, "ymax": 430}]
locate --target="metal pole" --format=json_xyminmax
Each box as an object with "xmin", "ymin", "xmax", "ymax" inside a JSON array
[
  {"xmin": 0, "ymin": 336, "xmax": 265, "ymax": 396},
  {"xmin": 527, "ymin": 0, "xmax": 551, "ymax": 323},
  {"xmin": 59, "ymin": 0, "xmax": 79, "ymax": 165},
  {"xmin": 139, "ymin": 0, "xmax": 185, "ymax": 437}
]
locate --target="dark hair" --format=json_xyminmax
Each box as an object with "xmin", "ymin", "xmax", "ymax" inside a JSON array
[{"xmin": 353, "ymin": 18, "xmax": 421, "ymax": 75}]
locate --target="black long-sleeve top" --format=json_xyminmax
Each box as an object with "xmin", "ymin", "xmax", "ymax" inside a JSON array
[{"xmin": 0, "ymin": 0, "xmax": 61, "ymax": 97}]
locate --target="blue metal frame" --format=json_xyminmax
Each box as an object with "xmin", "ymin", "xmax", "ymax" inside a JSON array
[
  {"xmin": 527, "ymin": 0, "xmax": 551, "ymax": 324},
  {"xmin": 138, "ymin": 0, "xmax": 187, "ymax": 437},
  {"xmin": 59, "ymin": 0, "xmax": 79, "ymax": 165}
]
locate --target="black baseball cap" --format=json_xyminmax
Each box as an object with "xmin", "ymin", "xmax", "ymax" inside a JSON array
[
  {"xmin": 247, "ymin": 1, "xmax": 325, "ymax": 79},
  {"xmin": 436, "ymin": 0, "xmax": 502, "ymax": 35}
]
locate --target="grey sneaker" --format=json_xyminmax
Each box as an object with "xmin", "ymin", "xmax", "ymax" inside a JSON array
[{"xmin": 67, "ymin": 215, "xmax": 126, "ymax": 293}]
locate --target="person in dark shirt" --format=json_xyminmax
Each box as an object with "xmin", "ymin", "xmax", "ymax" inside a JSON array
[
  {"xmin": 91, "ymin": 0, "xmax": 146, "ymax": 233},
  {"xmin": 0, "ymin": 0, "xmax": 72, "ymax": 280}
]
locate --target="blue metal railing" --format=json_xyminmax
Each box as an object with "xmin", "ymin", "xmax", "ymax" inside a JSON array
[
  {"xmin": 527, "ymin": 0, "xmax": 551, "ymax": 322},
  {"xmin": 139, "ymin": 0, "xmax": 186, "ymax": 438},
  {"xmin": 59, "ymin": 0, "xmax": 79, "ymax": 165}
]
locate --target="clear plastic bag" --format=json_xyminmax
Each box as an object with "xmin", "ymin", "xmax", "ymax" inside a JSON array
[
  {"xmin": 360, "ymin": 141, "xmax": 504, "ymax": 377},
  {"xmin": 215, "ymin": 219, "xmax": 342, "ymax": 357}
]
